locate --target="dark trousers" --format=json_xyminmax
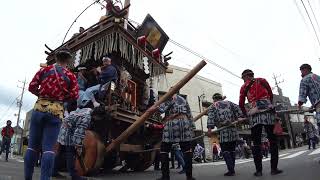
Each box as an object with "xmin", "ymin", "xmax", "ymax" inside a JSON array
[
  {"xmin": 159, "ymin": 142, "xmax": 193, "ymax": 179},
  {"xmin": 308, "ymin": 138, "xmax": 316, "ymax": 150},
  {"xmin": 154, "ymin": 151, "xmax": 161, "ymax": 170},
  {"xmin": 54, "ymin": 145, "xmax": 81, "ymax": 179},
  {"xmin": 0, "ymin": 137, "xmax": 11, "ymax": 161},
  {"xmin": 251, "ymin": 124, "xmax": 279, "ymax": 172},
  {"xmin": 174, "ymin": 150, "xmax": 185, "ymax": 169},
  {"xmin": 263, "ymin": 147, "xmax": 269, "ymax": 158},
  {"xmin": 220, "ymin": 141, "xmax": 236, "ymax": 173},
  {"xmin": 170, "ymin": 149, "xmax": 175, "ymax": 168},
  {"xmin": 212, "ymin": 153, "xmax": 219, "ymax": 161},
  {"xmin": 24, "ymin": 111, "xmax": 62, "ymax": 180}
]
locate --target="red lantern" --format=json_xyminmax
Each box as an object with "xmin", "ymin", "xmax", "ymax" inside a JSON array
[
  {"xmin": 137, "ymin": 35, "xmax": 146, "ymax": 49},
  {"xmin": 152, "ymin": 48, "xmax": 160, "ymax": 61},
  {"xmin": 106, "ymin": 0, "xmax": 113, "ymax": 13}
]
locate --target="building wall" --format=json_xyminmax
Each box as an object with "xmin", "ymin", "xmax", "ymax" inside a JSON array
[
  {"xmin": 289, "ymin": 113, "xmax": 318, "ymax": 137},
  {"xmin": 156, "ymin": 65, "xmax": 223, "ymax": 132},
  {"xmin": 12, "ymin": 126, "xmax": 23, "ymax": 154},
  {"xmin": 24, "ymin": 110, "xmax": 33, "ymax": 137},
  {"xmin": 156, "ymin": 65, "xmax": 222, "ymax": 160},
  {"xmin": 289, "ymin": 113, "xmax": 317, "ymax": 124}
]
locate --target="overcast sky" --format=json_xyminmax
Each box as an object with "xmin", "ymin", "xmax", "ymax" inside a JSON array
[{"xmin": 1, "ymin": 0, "xmax": 320, "ymax": 127}]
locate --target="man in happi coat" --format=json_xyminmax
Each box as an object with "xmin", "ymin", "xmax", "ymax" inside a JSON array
[
  {"xmin": 53, "ymin": 100, "xmax": 91, "ymax": 180},
  {"xmin": 239, "ymin": 69, "xmax": 282, "ymax": 177},
  {"xmin": 155, "ymin": 92, "xmax": 196, "ymax": 180},
  {"xmin": 304, "ymin": 116, "xmax": 317, "ymax": 150},
  {"xmin": 25, "ymin": 50, "xmax": 79, "ymax": 180},
  {"xmin": 207, "ymin": 93, "xmax": 243, "ymax": 176},
  {"xmin": 78, "ymin": 56, "xmax": 118, "ymax": 108},
  {"xmin": 298, "ymin": 63, "xmax": 320, "ymax": 135}
]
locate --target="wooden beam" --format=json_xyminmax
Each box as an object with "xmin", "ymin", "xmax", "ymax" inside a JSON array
[{"xmin": 106, "ymin": 60, "xmax": 207, "ymax": 152}]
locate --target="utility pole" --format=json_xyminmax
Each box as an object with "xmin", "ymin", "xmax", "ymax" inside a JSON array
[
  {"xmin": 272, "ymin": 73, "xmax": 284, "ymax": 96},
  {"xmin": 273, "ymin": 73, "xmax": 295, "ymax": 148},
  {"xmin": 16, "ymin": 79, "xmax": 26, "ymax": 127},
  {"xmin": 16, "ymin": 78, "xmax": 27, "ymax": 154}
]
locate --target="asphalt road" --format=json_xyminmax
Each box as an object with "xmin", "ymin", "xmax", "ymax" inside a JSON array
[{"xmin": 1, "ymin": 146, "xmax": 320, "ymax": 180}]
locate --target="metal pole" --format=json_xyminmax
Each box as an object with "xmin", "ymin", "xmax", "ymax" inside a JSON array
[{"xmin": 106, "ymin": 60, "xmax": 207, "ymax": 152}]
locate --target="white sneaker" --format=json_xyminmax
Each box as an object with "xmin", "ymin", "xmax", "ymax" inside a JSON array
[{"xmin": 93, "ymin": 102, "xmax": 100, "ymax": 107}]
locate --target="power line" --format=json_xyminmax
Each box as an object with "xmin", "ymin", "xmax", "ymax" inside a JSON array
[
  {"xmin": 169, "ymin": 39, "xmax": 242, "ymax": 79},
  {"xmin": 126, "ymin": 18, "xmax": 242, "ymax": 79},
  {"xmin": 299, "ymin": 0, "xmax": 320, "ymax": 47},
  {"xmin": 172, "ymin": 58, "xmax": 241, "ymax": 87},
  {"xmin": 294, "ymin": 0, "xmax": 310, "ymax": 27},
  {"xmin": 208, "ymin": 37, "xmax": 246, "ymax": 60},
  {"xmin": 306, "ymin": 0, "xmax": 320, "ymax": 33},
  {"xmin": 0, "ymin": 96, "xmax": 16, "ymax": 113},
  {"xmin": 0, "ymin": 98, "xmax": 18, "ymax": 123},
  {"xmin": 62, "ymin": 0, "xmax": 101, "ymax": 44}
]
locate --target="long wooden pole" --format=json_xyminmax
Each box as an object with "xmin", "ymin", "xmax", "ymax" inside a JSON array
[
  {"xmin": 193, "ymin": 107, "xmax": 316, "ymax": 123},
  {"xmin": 276, "ymin": 108, "xmax": 315, "ymax": 114},
  {"xmin": 193, "ymin": 108, "xmax": 209, "ymax": 122},
  {"xmin": 106, "ymin": 60, "xmax": 207, "ymax": 152},
  {"xmin": 211, "ymin": 118, "xmax": 248, "ymax": 133},
  {"xmin": 193, "ymin": 96, "xmax": 226, "ymax": 122}
]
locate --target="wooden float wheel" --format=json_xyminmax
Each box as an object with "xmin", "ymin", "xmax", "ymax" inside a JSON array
[
  {"xmin": 125, "ymin": 149, "xmax": 157, "ymax": 172},
  {"xmin": 75, "ymin": 130, "xmax": 106, "ymax": 176}
]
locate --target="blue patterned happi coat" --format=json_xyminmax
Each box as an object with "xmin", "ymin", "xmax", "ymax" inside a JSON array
[
  {"xmin": 58, "ymin": 108, "xmax": 92, "ymax": 147},
  {"xmin": 159, "ymin": 95, "xmax": 195, "ymax": 143},
  {"xmin": 207, "ymin": 100, "xmax": 243, "ymax": 143},
  {"xmin": 299, "ymin": 73, "xmax": 320, "ymax": 123}
]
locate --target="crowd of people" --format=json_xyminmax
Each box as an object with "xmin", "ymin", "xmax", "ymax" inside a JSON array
[{"xmin": 1, "ymin": 46, "xmax": 316, "ymax": 180}]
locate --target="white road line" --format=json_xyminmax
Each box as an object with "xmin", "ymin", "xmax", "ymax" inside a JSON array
[
  {"xmin": 236, "ymin": 159, "xmax": 253, "ymax": 165},
  {"xmin": 279, "ymin": 153, "xmax": 290, "ymax": 157},
  {"xmin": 308, "ymin": 148, "xmax": 320, "ymax": 155},
  {"xmin": 194, "ymin": 159, "xmax": 254, "ymax": 167},
  {"xmin": 16, "ymin": 159, "xmax": 24, "ymax": 163},
  {"xmin": 195, "ymin": 152, "xmax": 294, "ymax": 167},
  {"xmin": 194, "ymin": 161, "xmax": 224, "ymax": 167},
  {"xmin": 262, "ymin": 153, "xmax": 290, "ymax": 162},
  {"xmin": 280, "ymin": 150, "xmax": 307, "ymax": 159}
]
